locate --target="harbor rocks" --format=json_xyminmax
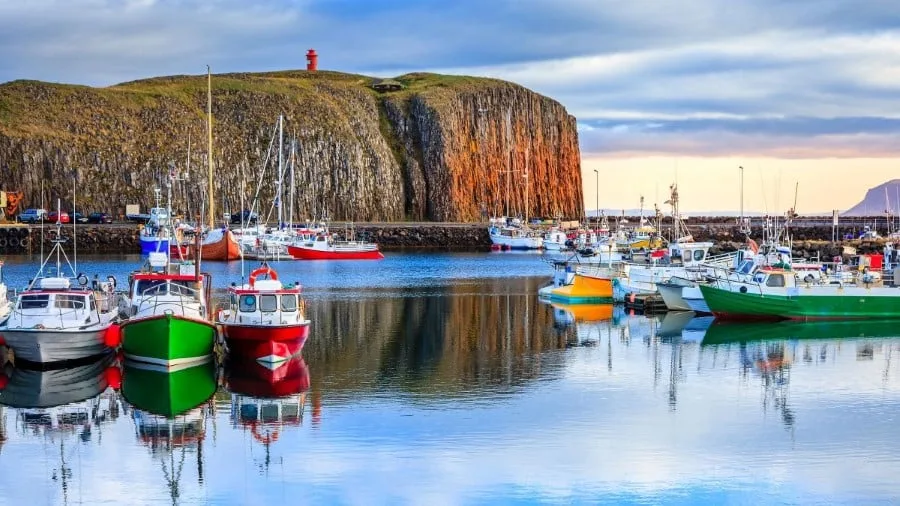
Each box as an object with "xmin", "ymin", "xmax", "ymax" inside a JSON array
[{"xmin": 0, "ymin": 71, "xmax": 582, "ymax": 222}]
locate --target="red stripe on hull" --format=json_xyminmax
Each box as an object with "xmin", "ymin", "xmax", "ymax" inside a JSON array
[
  {"xmin": 226, "ymin": 356, "xmax": 310, "ymax": 397},
  {"xmin": 286, "ymin": 245, "xmax": 384, "ymax": 260}
]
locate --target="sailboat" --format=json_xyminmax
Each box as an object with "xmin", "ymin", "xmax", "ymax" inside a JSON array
[
  {"xmin": 120, "ymin": 159, "xmax": 217, "ymax": 368},
  {"xmin": 0, "ymin": 201, "xmax": 123, "ymax": 365},
  {"xmin": 195, "ymin": 66, "xmax": 241, "ymax": 261}
]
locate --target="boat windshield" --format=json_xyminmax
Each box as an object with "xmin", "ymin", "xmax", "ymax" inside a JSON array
[
  {"xmin": 54, "ymin": 294, "xmax": 86, "ymax": 309},
  {"xmin": 259, "ymin": 294, "xmax": 278, "ymax": 313},
  {"xmin": 136, "ymin": 279, "xmax": 198, "ymax": 297},
  {"xmin": 18, "ymin": 294, "xmax": 49, "ymax": 309},
  {"xmin": 281, "ymin": 294, "xmax": 297, "ymax": 311},
  {"xmin": 239, "ymin": 295, "xmax": 256, "ymax": 312}
]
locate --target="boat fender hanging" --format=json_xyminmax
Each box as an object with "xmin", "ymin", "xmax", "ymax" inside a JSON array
[
  {"xmin": 740, "ymin": 286, "xmax": 748, "ymax": 293},
  {"xmin": 803, "ymin": 274, "xmax": 815, "ymax": 283}
]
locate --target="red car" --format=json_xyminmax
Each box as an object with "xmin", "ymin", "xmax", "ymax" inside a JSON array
[{"xmin": 48, "ymin": 211, "xmax": 70, "ymax": 223}]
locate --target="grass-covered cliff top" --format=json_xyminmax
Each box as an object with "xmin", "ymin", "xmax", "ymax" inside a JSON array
[{"xmin": 0, "ymin": 70, "xmax": 524, "ymax": 136}]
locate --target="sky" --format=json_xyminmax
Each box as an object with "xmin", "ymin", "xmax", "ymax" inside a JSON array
[{"xmin": 2, "ymin": 0, "xmax": 900, "ymax": 213}]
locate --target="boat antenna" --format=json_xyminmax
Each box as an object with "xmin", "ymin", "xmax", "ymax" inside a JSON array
[{"xmin": 240, "ymin": 178, "xmax": 245, "ymax": 284}]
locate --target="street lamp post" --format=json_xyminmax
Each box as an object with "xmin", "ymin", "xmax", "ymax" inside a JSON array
[{"xmin": 593, "ymin": 169, "xmax": 599, "ymax": 224}]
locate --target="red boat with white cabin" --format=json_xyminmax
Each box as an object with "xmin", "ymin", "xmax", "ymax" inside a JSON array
[
  {"xmin": 286, "ymin": 231, "xmax": 384, "ymax": 260},
  {"xmin": 217, "ymin": 265, "xmax": 311, "ymax": 366}
]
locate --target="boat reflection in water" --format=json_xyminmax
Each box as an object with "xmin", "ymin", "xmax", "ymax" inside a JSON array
[
  {"xmin": 120, "ymin": 358, "xmax": 217, "ymax": 504},
  {"xmin": 0, "ymin": 355, "xmax": 121, "ymax": 503},
  {"xmin": 226, "ymin": 356, "xmax": 311, "ymax": 471}
]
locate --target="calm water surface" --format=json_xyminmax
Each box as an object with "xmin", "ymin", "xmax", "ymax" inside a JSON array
[{"xmin": 1, "ymin": 253, "xmax": 899, "ymax": 505}]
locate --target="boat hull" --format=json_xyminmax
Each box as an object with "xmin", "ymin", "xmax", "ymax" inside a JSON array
[
  {"xmin": 286, "ymin": 245, "xmax": 384, "ymax": 260},
  {"xmin": 140, "ymin": 235, "xmax": 170, "ymax": 255},
  {"xmin": 683, "ymin": 285, "xmax": 711, "ymax": 314},
  {"xmin": 698, "ymin": 284, "xmax": 900, "ymax": 320},
  {"xmin": 656, "ymin": 282, "xmax": 692, "ymax": 311},
  {"xmin": 197, "ymin": 230, "xmax": 241, "ymax": 261},
  {"xmin": 120, "ymin": 314, "xmax": 216, "ymax": 367},
  {"xmin": 549, "ymin": 273, "xmax": 614, "ymax": 303},
  {"xmin": 222, "ymin": 323, "xmax": 310, "ymax": 365},
  {"xmin": 0, "ymin": 327, "xmax": 111, "ymax": 365}
]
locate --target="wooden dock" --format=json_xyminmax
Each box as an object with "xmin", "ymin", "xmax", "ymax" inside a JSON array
[{"xmin": 623, "ymin": 293, "xmax": 669, "ymax": 313}]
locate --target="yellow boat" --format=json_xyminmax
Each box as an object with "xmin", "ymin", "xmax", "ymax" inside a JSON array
[{"xmin": 549, "ymin": 271, "xmax": 614, "ymax": 303}]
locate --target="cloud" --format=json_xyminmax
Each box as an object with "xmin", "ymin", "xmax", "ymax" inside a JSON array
[{"xmin": 3, "ymin": 1, "xmax": 900, "ymax": 158}]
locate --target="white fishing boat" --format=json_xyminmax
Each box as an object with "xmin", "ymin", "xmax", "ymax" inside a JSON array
[
  {"xmin": 489, "ymin": 218, "xmax": 543, "ymax": 250},
  {"xmin": 543, "ymin": 229, "xmax": 569, "ymax": 251},
  {"xmin": 0, "ymin": 205, "xmax": 123, "ymax": 365},
  {"xmin": 0, "ymin": 262, "xmax": 12, "ymax": 326}
]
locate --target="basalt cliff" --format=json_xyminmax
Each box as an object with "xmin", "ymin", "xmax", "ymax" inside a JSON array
[{"xmin": 0, "ymin": 71, "xmax": 582, "ymax": 222}]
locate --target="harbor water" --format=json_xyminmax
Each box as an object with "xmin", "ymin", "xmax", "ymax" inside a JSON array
[{"xmin": 1, "ymin": 253, "xmax": 899, "ymax": 504}]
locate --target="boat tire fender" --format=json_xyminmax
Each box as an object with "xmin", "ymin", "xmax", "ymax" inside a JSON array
[
  {"xmin": 739, "ymin": 286, "xmax": 748, "ymax": 293},
  {"xmin": 19, "ymin": 236, "xmax": 30, "ymax": 248},
  {"xmin": 0, "ymin": 238, "xmax": 8, "ymax": 248},
  {"xmin": 77, "ymin": 273, "xmax": 89, "ymax": 286},
  {"xmin": 7, "ymin": 238, "xmax": 18, "ymax": 249},
  {"xmin": 803, "ymin": 274, "xmax": 815, "ymax": 283}
]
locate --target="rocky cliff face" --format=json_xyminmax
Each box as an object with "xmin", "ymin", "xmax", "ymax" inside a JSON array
[{"xmin": 0, "ymin": 71, "xmax": 582, "ymax": 222}]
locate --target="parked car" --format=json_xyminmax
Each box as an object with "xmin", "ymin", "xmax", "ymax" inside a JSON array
[
  {"xmin": 230, "ymin": 210, "xmax": 258, "ymax": 224},
  {"xmin": 18, "ymin": 208, "xmax": 47, "ymax": 223},
  {"xmin": 87, "ymin": 212, "xmax": 113, "ymax": 224},
  {"xmin": 48, "ymin": 211, "xmax": 71, "ymax": 224},
  {"xmin": 69, "ymin": 211, "xmax": 88, "ymax": 224}
]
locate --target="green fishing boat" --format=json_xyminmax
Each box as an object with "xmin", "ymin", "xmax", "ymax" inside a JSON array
[
  {"xmin": 701, "ymin": 319, "xmax": 900, "ymax": 346},
  {"xmin": 120, "ymin": 253, "xmax": 216, "ymax": 367},
  {"xmin": 699, "ymin": 269, "xmax": 900, "ymax": 320},
  {"xmin": 121, "ymin": 358, "xmax": 217, "ymax": 417}
]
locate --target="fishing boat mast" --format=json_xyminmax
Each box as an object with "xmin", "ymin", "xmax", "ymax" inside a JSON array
[{"xmin": 206, "ymin": 65, "xmax": 214, "ymax": 231}]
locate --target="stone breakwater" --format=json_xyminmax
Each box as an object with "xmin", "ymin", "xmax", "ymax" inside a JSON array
[{"xmin": 0, "ymin": 224, "xmax": 890, "ymax": 257}]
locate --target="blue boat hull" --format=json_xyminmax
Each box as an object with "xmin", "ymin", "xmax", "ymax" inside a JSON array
[{"xmin": 140, "ymin": 236, "xmax": 169, "ymax": 255}]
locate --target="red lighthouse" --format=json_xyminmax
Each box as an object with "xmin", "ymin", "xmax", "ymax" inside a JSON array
[{"xmin": 306, "ymin": 49, "xmax": 318, "ymax": 72}]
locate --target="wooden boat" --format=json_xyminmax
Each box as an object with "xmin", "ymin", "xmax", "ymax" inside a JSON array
[
  {"xmin": 287, "ymin": 232, "xmax": 383, "ymax": 260},
  {"xmin": 547, "ymin": 265, "xmax": 616, "ymax": 303},
  {"xmin": 195, "ymin": 228, "xmax": 241, "ymax": 261},
  {"xmin": 218, "ymin": 265, "xmax": 311, "ymax": 366},
  {"xmin": 120, "ymin": 252, "xmax": 216, "ymax": 368},
  {"xmin": 0, "ymin": 218, "xmax": 123, "ymax": 365},
  {"xmin": 699, "ymin": 268, "xmax": 900, "ymax": 320}
]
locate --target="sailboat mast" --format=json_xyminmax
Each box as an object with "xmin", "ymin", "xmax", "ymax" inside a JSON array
[
  {"xmin": 206, "ymin": 65, "xmax": 214, "ymax": 230},
  {"xmin": 277, "ymin": 114, "xmax": 283, "ymax": 229},
  {"xmin": 289, "ymin": 139, "xmax": 296, "ymax": 230}
]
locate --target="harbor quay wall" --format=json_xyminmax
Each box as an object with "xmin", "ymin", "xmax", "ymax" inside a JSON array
[{"xmin": 0, "ymin": 222, "xmax": 887, "ymax": 257}]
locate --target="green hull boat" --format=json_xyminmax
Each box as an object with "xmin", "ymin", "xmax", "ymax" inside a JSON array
[
  {"xmin": 122, "ymin": 358, "xmax": 217, "ymax": 417},
  {"xmin": 698, "ymin": 283, "xmax": 900, "ymax": 320},
  {"xmin": 120, "ymin": 314, "xmax": 216, "ymax": 368},
  {"xmin": 701, "ymin": 319, "xmax": 900, "ymax": 346}
]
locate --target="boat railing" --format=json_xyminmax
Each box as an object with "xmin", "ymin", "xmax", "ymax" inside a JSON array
[
  {"xmin": 135, "ymin": 282, "xmax": 203, "ymax": 317},
  {"xmin": 703, "ymin": 251, "xmax": 738, "ymax": 268},
  {"xmin": 704, "ymin": 265, "xmax": 767, "ymax": 297}
]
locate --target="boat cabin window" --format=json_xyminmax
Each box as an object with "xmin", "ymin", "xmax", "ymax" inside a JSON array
[
  {"xmin": 19, "ymin": 294, "xmax": 49, "ymax": 309},
  {"xmin": 693, "ymin": 250, "xmax": 705, "ymax": 261},
  {"xmin": 168, "ymin": 280, "xmax": 197, "ymax": 297},
  {"xmin": 737, "ymin": 260, "xmax": 755, "ymax": 275},
  {"xmin": 239, "ymin": 295, "xmax": 257, "ymax": 312},
  {"xmin": 316, "ymin": 236, "xmax": 326, "ymax": 242},
  {"xmin": 54, "ymin": 295, "xmax": 86, "ymax": 309},
  {"xmin": 281, "ymin": 294, "xmax": 297, "ymax": 312},
  {"xmin": 259, "ymin": 294, "xmax": 278, "ymax": 313},
  {"xmin": 766, "ymin": 273, "xmax": 786, "ymax": 287},
  {"xmin": 753, "ymin": 272, "xmax": 766, "ymax": 283},
  {"xmin": 136, "ymin": 279, "xmax": 167, "ymax": 295}
]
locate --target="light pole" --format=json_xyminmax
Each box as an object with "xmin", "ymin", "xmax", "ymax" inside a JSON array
[{"xmin": 593, "ymin": 169, "xmax": 599, "ymax": 224}]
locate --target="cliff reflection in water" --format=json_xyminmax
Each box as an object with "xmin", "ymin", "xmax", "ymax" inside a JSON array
[{"xmin": 303, "ymin": 278, "xmax": 576, "ymax": 401}]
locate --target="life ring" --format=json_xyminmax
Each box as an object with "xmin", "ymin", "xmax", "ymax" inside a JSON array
[
  {"xmin": 250, "ymin": 423, "xmax": 280, "ymax": 445},
  {"xmin": 248, "ymin": 266, "xmax": 278, "ymax": 287}
]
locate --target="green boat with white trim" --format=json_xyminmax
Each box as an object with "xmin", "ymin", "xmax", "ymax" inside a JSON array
[
  {"xmin": 699, "ymin": 269, "xmax": 900, "ymax": 321},
  {"xmin": 120, "ymin": 252, "xmax": 215, "ymax": 368}
]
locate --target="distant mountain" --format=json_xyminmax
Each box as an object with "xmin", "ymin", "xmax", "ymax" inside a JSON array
[
  {"xmin": 842, "ymin": 180, "xmax": 900, "ymax": 217},
  {"xmin": 587, "ymin": 209, "xmax": 832, "ymax": 218}
]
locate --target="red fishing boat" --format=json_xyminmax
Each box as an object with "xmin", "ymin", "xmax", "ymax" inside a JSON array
[
  {"xmin": 286, "ymin": 232, "xmax": 383, "ymax": 260},
  {"xmin": 217, "ymin": 265, "xmax": 311, "ymax": 366}
]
